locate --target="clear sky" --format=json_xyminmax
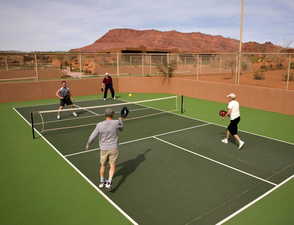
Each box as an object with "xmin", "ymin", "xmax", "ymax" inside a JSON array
[{"xmin": 1, "ymin": 0, "xmax": 293, "ymax": 51}]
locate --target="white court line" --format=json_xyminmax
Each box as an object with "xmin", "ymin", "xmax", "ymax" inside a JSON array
[
  {"xmin": 215, "ymin": 175, "xmax": 294, "ymax": 225},
  {"xmin": 153, "ymin": 136, "xmax": 277, "ymax": 186},
  {"xmin": 120, "ymin": 99, "xmax": 294, "ymax": 146},
  {"xmin": 64, "ymin": 123, "xmax": 211, "ymax": 158},
  {"xmin": 15, "ymin": 97, "xmax": 294, "ymax": 146},
  {"xmin": 74, "ymin": 103, "xmax": 98, "ymax": 116},
  {"xmin": 175, "ymin": 113, "xmax": 294, "ymax": 146},
  {"xmin": 13, "ymin": 107, "xmax": 138, "ymax": 225},
  {"xmin": 14, "ymin": 97, "xmax": 108, "ymax": 109},
  {"xmin": 34, "ymin": 107, "xmax": 149, "ymax": 126}
]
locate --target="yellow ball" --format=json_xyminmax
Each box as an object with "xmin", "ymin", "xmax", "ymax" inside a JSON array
[{"xmin": 128, "ymin": 93, "xmax": 132, "ymax": 97}]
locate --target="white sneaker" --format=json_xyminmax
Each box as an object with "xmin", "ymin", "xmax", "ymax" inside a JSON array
[
  {"xmin": 103, "ymin": 98, "xmax": 106, "ymax": 101},
  {"xmin": 98, "ymin": 182, "xmax": 105, "ymax": 188},
  {"xmin": 221, "ymin": 138, "xmax": 228, "ymax": 144},
  {"xmin": 73, "ymin": 112, "xmax": 78, "ymax": 117},
  {"xmin": 239, "ymin": 140, "xmax": 245, "ymax": 149},
  {"xmin": 57, "ymin": 115, "xmax": 60, "ymax": 120},
  {"xmin": 105, "ymin": 182, "xmax": 112, "ymax": 190},
  {"xmin": 113, "ymin": 97, "xmax": 116, "ymax": 100}
]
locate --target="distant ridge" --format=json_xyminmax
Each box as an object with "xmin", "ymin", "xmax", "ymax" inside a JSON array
[{"xmin": 70, "ymin": 28, "xmax": 283, "ymax": 53}]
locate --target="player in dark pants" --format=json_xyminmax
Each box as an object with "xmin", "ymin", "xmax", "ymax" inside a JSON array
[
  {"xmin": 221, "ymin": 93, "xmax": 245, "ymax": 149},
  {"xmin": 55, "ymin": 80, "xmax": 78, "ymax": 120},
  {"xmin": 102, "ymin": 73, "xmax": 115, "ymax": 100}
]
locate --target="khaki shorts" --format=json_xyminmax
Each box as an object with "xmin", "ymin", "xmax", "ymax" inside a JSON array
[{"xmin": 100, "ymin": 149, "xmax": 119, "ymax": 166}]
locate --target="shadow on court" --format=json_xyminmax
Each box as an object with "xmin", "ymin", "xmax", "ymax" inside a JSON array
[{"xmin": 111, "ymin": 149, "xmax": 151, "ymax": 192}]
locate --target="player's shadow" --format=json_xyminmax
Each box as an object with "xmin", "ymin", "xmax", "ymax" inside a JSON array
[{"xmin": 111, "ymin": 149, "xmax": 151, "ymax": 192}]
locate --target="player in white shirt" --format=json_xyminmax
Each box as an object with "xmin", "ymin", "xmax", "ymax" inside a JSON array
[{"xmin": 221, "ymin": 93, "xmax": 245, "ymax": 149}]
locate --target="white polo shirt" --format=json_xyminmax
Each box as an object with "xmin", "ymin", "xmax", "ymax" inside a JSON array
[{"xmin": 228, "ymin": 100, "xmax": 240, "ymax": 120}]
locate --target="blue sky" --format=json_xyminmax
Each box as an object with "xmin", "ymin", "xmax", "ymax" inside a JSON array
[{"xmin": 0, "ymin": 0, "xmax": 293, "ymax": 51}]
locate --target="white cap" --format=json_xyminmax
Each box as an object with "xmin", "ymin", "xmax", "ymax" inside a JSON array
[
  {"xmin": 105, "ymin": 72, "xmax": 109, "ymax": 75},
  {"xmin": 226, "ymin": 93, "xmax": 236, "ymax": 98}
]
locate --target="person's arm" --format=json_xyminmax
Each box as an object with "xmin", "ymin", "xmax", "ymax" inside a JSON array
[
  {"xmin": 117, "ymin": 118, "xmax": 123, "ymax": 131},
  {"xmin": 85, "ymin": 124, "xmax": 100, "ymax": 150},
  {"xmin": 226, "ymin": 108, "xmax": 232, "ymax": 117},
  {"xmin": 102, "ymin": 79, "xmax": 106, "ymax": 90},
  {"xmin": 226, "ymin": 102, "xmax": 233, "ymax": 117},
  {"xmin": 56, "ymin": 89, "xmax": 63, "ymax": 99}
]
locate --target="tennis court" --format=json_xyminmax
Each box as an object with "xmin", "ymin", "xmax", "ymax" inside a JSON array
[{"xmin": 14, "ymin": 96, "xmax": 294, "ymax": 225}]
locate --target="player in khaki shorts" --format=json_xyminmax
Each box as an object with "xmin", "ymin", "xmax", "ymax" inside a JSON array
[{"xmin": 86, "ymin": 108, "xmax": 123, "ymax": 190}]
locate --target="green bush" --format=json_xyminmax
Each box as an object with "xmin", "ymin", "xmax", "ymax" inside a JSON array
[
  {"xmin": 241, "ymin": 62, "xmax": 248, "ymax": 71},
  {"xmin": 276, "ymin": 63, "xmax": 284, "ymax": 70},
  {"xmin": 253, "ymin": 71, "xmax": 265, "ymax": 80},
  {"xmin": 282, "ymin": 72, "xmax": 294, "ymax": 81},
  {"xmin": 260, "ymin": 64, "xmax": 268, "ymax": 72},
  {"xmin": 157, "ymin": 60, "xmax": 177, "ymax": 78}
]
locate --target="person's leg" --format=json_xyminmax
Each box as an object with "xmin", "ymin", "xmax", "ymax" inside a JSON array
[
  {"xmin": 57, "ymin": 105, "xmax": 63, "ymax": 119},
  {"xmin": 68, "ymin": 98, "xmax": 78, "ymax": 117},
  {"xmin": 104, "ymin": 85, "xmax": 109, "ymax": 99},
  {"xmin": 99, "ymin": 151, "xmax": 108, "ymax": 188},
  {"xmin": 222, "ymin": 125, "xmax": 231, "ymax": 144},
  {"xmin": 105, "ymin": 149, "xmax": 119, "ymax": 189},
  {"xmin": 108, "ymin": 163, "xmax": 116, "ymax": 183},
  {"xmin": 110, "ymin": 86, "xmax": 115, "ymax": 99},
  {"xmin": 233, "ymin": 118, "xmax": 244, "ymax": 149},
  {"xmin": 99, "ymin": 164, "xmax": 106, "ymax": 179}
]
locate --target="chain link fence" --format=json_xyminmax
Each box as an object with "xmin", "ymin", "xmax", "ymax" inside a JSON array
[{"xmin": 0, "ymin": 52, "xmax": 293, "ymax": 90}]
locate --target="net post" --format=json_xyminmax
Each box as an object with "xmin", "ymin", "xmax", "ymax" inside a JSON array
[
  {"xmin": 31, "ymin": 112, "xmax": 35, "ymax": 139},
  {"xmin": 180, "ymin": 95, "xmax": 184, "ymax": 113}
]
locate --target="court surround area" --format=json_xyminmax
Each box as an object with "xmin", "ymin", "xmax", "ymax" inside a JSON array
[{"xmin": 14, "ymin": 96, "xmax": 294, "ymax": 225}]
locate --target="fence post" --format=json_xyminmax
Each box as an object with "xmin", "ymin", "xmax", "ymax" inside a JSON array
[
  {"xmin": 116, "ymin": 52, "xmax": 120, "ymax": 76},
  {"xmin": 116, "ymin": 52, "xmax": 120, "ymax": 94},
  {"xmin": 141, "ymin": 53, "xmax": 144, "ymax": 76},
  {"xmin": 237, "ymin": 52, "xmax": 242, "ymax": 84},
  {"xmin": 235, "ymin": 54, "xmax": 238, "ymax": 84},
  {"xmin": 79, "ymin": 54, "xmax": 82, "ymax": 73},
  {"xmin": 5, "ymin": 55, "xmax": 9, "ymax": 71},
  {"xmin": 286, "ymin": 54, "xmax": 291, "ymax": 90},
  {"xmin": 219, "ymin": 55, "xmax": 222, "ymax": 73},
  {"xmin": 149, "ymin": 55, "xmax": 152, "ymax": 76},
  {"xmin": 196, "ymin": 54, "xmax": 200, "ymax": 80},
  {"xmin": 34, "ymin": 54, "xmax": 39, "ymax": 80}
]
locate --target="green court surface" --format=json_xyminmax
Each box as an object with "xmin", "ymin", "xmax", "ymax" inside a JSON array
[{"xmin": 1, "ymin": 93, "xmax": 294, "ymax": 225}]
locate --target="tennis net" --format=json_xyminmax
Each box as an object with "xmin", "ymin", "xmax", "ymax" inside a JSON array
[{"xmin": 30, "ymin": 95, "xmax": 183, "ymax": 138}]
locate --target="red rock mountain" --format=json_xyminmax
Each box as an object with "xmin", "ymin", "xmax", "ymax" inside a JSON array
[{"xmin": 70, "ymin": 28, "xmax": 282, "ymax": 53}]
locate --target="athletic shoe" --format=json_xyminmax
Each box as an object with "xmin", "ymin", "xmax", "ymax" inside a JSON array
[
  {"xmin": 98, "ymin": 181, "xmax": 105, "ymax": 188},
  {"xmin": 57, "ymin": 115, "xmax": 60, "ymax": 120},
  {"xmin": 103, "ymin": 98, "xmax": 106, "ymax": 101},
  {"xmin": 113, "ymin": 97, "xmax": 116, "ymax": 100},
  {"xmin": 105, "ymin": 182, "xmax": 112, "ymax": 190},
  {"xmin": 221, "ymin": 139, "xmax": 228, "ymax": 144},
  {"xmin": 72, "ymin": 112, "xmax": 78, "ymax": 117},
  {"xmin": 238, "ymin": 140, "xmax": 245, "ymax": 150}
]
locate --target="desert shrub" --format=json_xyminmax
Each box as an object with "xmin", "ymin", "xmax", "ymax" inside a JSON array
[
  {"xmin": 241, "ymin": 62, "xmax": 248, "ymax": 71},
  {"xmin": 249, "ymin": 55, "xmax": 259, "ymax": 63},
  {"xmin": 253, "ymin": 71, "xmax": 265, "ymax": 80},
  {"xmin": 276, "ymin": 63, "xmax": 284, "ymax": 70},
  {"xmin": 260, "ymin": 64, "xmax": 268, "ymax": 72},
  {"xmin": 157, "ymin": 60, "xmax": 177, "ymax": 78},
  {"xmin": 282, "ymin": 72, "xmax": 294, "ymax": 81},
  {"xmin": 60, "ymin": 75, "xmax": 71, "ymax": 79}
]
